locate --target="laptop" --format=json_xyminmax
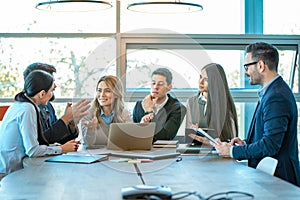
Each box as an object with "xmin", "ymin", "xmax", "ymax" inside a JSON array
[{"xmin": 107, "ymin": 122, "xmax": 156, "ymax": 151}]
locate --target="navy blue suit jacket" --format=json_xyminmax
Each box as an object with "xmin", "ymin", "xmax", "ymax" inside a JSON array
[
  {"xmin": 233, "ymin": 76, "xmax": 300, "ymax": 186},
  {"xmin": 39, "ymin": 102, "xmax": 78, "ymax": 144}
]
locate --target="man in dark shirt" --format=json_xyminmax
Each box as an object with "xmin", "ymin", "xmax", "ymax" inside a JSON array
[
  {"xmin": 23, "ymin": 62, "xmax": 90, "ymax": 144},
  {"xmin": 133, "ymin": 68, "xmax": 186, "ymax": 141}
]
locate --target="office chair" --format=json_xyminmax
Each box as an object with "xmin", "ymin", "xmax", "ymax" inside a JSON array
[
  {"xmin": 0, "ymin": 105, "xmax": 9, "ymax": 121},
  {"xmin": 256, "ymin": 156, "xmax": 278, "ymax": 176}
]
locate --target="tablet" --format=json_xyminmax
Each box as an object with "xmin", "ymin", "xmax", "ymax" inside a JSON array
[{"xmin": 194, "ymin": 128, "xmax": 218, "ymax": 145}]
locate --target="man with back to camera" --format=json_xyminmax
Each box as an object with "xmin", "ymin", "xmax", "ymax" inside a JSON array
[
  {"xmin": 23, "ymin": 62, "xmax": 91, "ymax": 144},
  {"xmin": 212, "ymin": 42, "xmax": 300, "ymax": 186},
  {"xmin": 133, "ymin": 68, "xmax": 186, "ymax": 141}
]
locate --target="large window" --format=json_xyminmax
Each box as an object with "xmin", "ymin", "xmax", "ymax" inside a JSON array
[
  {"xmin": 0, "ymin": 36, "xmax": 116, "ymax": 98},
  {"xmin": 120, "ymin": 34, "xmax": 300, "ymax": 139},
  {"xmin": 126, "ymin": 48, "xmax": 297, "ymax": 90},
  {"xmin": 264, "ymin": 0, "xmax": 300, "ymax": 35},
  {"xmin": 121, "ymin": 35, "xmax": 300, "ymax": 95}
]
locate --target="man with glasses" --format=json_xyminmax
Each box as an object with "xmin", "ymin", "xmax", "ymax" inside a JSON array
[
  {"xmin": 133, "ymin": 68, "xmax": 186, "ymax": 141},
  {"xmin": 213, "ymin": 42, "xmax": 300, "ymax": 187}
]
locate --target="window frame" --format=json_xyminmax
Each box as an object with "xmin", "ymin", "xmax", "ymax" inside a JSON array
[
  {"xmin": 0, "ymin": 33, "xmax": 299, "ymax": 103},
  {"xmin": 119, "ymin": 34, "xmax": 300, "ymax": 102}
]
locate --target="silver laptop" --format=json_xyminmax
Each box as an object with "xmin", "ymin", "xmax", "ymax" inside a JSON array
[{"xmin": 107, "ymin": 122, "xmax": 156, "ymax": 150}]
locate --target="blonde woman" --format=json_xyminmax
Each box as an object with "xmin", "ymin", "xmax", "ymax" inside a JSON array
[{"xmin": 81, "ymin": 75, "xmax": 132, "ymax": 148}]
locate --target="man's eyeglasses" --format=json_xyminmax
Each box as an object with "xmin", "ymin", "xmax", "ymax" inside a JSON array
[{"xmin": 243, "ymin": 61, "xmax": 258, "ymax": 71}]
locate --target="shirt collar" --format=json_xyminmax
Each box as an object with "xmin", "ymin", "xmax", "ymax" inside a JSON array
[
  {"xmin": 155, "ymin": 95, "xmax": 169, "ymax": 113},
  {"xmin": 258, "ymin": 75, "xmax": 280, "ymax": 101},
  {"xmin": 100, "ymin": 109, "xmax": 115, "ymax": 124},
  {"xmin": 198, "ymin": 93, "xmax": 207, "ymax": 102}
]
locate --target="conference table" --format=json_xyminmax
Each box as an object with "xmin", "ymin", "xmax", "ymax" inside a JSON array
[{"xmin": 1, "ymin": 147, "xmax": 300, "ymax": 200}]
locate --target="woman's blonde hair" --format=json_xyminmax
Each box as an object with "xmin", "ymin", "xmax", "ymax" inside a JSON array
[{"xmin": 93, "ymin": 75, "xmax": 125, "ymax": 125}]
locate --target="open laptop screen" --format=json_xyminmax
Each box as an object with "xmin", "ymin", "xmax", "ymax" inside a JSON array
[{"xmin": 107, "ymin": 122, "xmax": 156, "ymax": 151}]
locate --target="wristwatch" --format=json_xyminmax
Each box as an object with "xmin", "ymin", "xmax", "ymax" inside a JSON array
[{"xmin": 69, "ymin": 120, "xmax": 76, "ymax": 126}]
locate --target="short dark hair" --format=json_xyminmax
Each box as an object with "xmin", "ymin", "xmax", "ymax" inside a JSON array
[
  {"xmin": 23, "ymin": 62, "xmax": 56, "ymax": 80},
  {"xmin": 151, "ymin": 68, "xmax": 173, "ymax": 85},
  {"xmin": 245, "ymin": 42, "xmax": 279, "ymax": 71}
]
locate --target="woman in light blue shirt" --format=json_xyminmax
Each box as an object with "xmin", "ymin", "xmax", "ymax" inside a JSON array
[
  {"xmin": 0, "ymin": 70, "xmax": 79, "ymax": 176},
  {"xmin": 81, "ymin": 75, "xmax": 132, "ymax": 148}
]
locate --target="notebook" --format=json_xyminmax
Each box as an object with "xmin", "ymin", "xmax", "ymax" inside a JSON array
[
  {"xmin": 153, "ymin": 140, "xmax": 179, "ymax": 148},
  {"xmin": 45, "ymin": 154, "xmax": 108, "ymax": 164},
  {"xmin": 107, "ymin": 122, "xmax": 156, "ymax": 151}
]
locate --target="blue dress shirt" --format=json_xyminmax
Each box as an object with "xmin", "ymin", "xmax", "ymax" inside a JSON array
[{"xmin": 0, "ymin": 102, "xmax": 62, "ymax": 174}]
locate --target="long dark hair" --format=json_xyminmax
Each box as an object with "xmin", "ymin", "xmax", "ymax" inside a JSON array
[
  {"xmin": 15, "ymin": 70, "xmax": 54, "ymax": 145},
  {"xmin": 203, "ymin": 63, "xmax": 238, "ymax": 141}
]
